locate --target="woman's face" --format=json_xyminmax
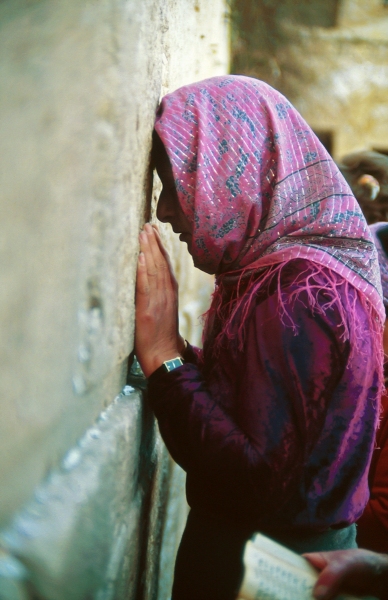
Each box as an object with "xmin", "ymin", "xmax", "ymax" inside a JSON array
[{"xmin": 152, "ymin": 135, "xmax": 192, "ymax": 252}]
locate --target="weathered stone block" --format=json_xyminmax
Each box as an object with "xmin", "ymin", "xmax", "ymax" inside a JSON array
[
  {"xmin": 0, "ymin": 1, "xmax": 228, "ymax": 598},
  {"xmin": 0, "ymin": 387, "xmax": 178, "ymax": 600}
]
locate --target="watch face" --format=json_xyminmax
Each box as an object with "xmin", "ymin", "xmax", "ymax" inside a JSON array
[{"xmin": 163, "ymin": 357, "xmax": 184, "ymax": 372}]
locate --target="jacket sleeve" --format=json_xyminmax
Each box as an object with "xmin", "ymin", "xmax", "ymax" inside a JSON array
[
  {"xmin": 182, "ymin": 341, "xmax": 203, "ymax": 366},
  {"xmin": 148, "ymin": 288, "xmax": 376, "ymax": 525}
]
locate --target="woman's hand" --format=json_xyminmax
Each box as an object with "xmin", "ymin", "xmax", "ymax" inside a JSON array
[
  {"xmin": 304, "ymin": 549, "xmax": 388, "ymax": 600},
  {"xmin": 135, "ymin": 223, "xmax": 185, "ymax": 377}
]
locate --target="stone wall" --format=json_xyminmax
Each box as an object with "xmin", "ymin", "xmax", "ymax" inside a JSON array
[
  {"xmin": 231, "ymin": 0, "xmax": 388, "ymax": 159},
  {"xmin": 0, "ymin": 1, "xmax": 229, "ymax": 598}
]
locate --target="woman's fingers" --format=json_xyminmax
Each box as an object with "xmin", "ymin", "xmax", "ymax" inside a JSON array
[
  {"xmin": 137, "ymin": 223, "xmax": 179, "ymax": 320},
  {"xmin": 304, "ymin": 549, "xmax": 388, "ymax": 600},
  {"xmin": 139, "ymin": 228, "xmax": 160, "ymax": 292},
  {"xmin": 304, "ymin": 551, "xmax": 352, "ymax": 600},
  {"xmin": 135, "ymin": 223, "xmax": 182, "ymax": 377},
  {"xmin": 144, "ymin": 223, "xmax": 175, "ymax": 291},
  {"xmin": 135, "ymin": 252, "xmax": 149, "ymax": 311},
  {"xmin": 152, "ymin": 225, "xmax": 179, "ymax": 293},
  {"xmin": 303, "ymin": 553, "xmax": 327, "ymax": 572}
]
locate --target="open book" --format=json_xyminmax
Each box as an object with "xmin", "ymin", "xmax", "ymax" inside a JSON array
[{"xmin": 237, "ymin": 533, "xmax": 364, "ymax": 600}]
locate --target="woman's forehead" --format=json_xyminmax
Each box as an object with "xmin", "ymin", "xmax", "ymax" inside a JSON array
[{"xmin": 152, "ymin": 132, "xmax": 174, "ymax": 180}]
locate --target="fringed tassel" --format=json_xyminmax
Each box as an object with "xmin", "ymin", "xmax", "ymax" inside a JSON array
[{"xmin": 202, "ymin": 261, "xmax": 384, "ymax": 409}]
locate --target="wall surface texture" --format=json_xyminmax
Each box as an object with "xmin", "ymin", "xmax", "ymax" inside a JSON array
[
  {"xmin": 231, "ymin": 0, "xmax": 388, "ymax": 159},
  {"xmin": 0, "ymin": 1, "xmax": 229, "ymax": 598}
]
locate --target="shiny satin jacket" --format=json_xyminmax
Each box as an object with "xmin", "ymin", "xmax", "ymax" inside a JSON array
[{"xmin": 149, "ymin": 259, "xmax": 380, "ymax": 533}]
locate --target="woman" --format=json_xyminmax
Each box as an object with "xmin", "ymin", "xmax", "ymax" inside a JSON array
[{"xmin": 135, "ymin": 76, "xmax": 384, "ymax": 600}]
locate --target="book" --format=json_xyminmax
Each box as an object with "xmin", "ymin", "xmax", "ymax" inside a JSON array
[{"xmin": 237, "ymin": 533, "xmax": 363, "ymax": 600}]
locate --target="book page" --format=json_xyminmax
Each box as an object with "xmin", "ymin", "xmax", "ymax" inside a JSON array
[
  {"xmin": 250, "ymin": 533, "xmax": 319, "ymax": 573},
  {"xmin": 237, "ymin": 535, "xmax": 365, "ymax": 600},
  {"xmin": 238, "ymin": 540, "xmax": 317, "ymax": 600}
]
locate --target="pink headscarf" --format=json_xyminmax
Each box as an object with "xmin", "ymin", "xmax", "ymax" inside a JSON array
[{"xmin": 155, "ymin": 75, "xmax": 384, "ymax": 328}]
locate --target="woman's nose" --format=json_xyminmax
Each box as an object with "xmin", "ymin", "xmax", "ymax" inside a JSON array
[{"xmin": 156, "ymin": 191, "xmax": 172, "ymax": 223}]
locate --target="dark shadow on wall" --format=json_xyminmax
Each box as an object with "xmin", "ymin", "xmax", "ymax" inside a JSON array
[{"xmin": 127, "ymin": 357, "xmax": 172, "ymax": 600}]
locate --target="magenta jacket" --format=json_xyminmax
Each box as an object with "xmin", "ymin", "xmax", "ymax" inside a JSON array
[{"xmin": 148, "ymin": 260, "xmax": 379, "ymax": 534}]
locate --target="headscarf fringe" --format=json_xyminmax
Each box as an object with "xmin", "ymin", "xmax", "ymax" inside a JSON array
[{"xmin": 203, "ymin": 260, "xmax": 384, "ymax": 404}]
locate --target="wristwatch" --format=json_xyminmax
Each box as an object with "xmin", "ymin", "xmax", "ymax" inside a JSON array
[{"xmin": 162, "ymin": 357, "xmax": 185, "ymax": 373}]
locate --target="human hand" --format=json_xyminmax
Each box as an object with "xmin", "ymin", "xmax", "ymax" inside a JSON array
[
  {"xmin": 135, "ymin": 223, "xmax": 185, "ymax": 377},
  {"xmin": 303, "ymin": 548, "xmax": 388, "ymax": 600}
]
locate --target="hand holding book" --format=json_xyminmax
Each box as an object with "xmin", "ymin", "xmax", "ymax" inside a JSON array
[
  {"xmin": 237, "ymin": 534, "xmax": 381, "ymax": 600},
  {"xmin": 304, "ymin": 548, "xmax": 388, "ymax": 600}
]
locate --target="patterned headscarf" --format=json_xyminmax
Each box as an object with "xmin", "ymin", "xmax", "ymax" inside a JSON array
[
  {"xmin": 155, "ymin": 75, "xmax": 384, "ymax": 325},
  {"xmin": 370, "ymin": 222, "xmax": 388, "ymax": 311}
]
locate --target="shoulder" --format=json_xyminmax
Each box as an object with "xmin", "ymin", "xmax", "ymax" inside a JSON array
[
  {"xmin": 251, "ymin": 259, "xmax": 351, "ymax": 324},
  {"xmin": 248, "ymin": 258, "xmax": 364, "ymax": 354}
]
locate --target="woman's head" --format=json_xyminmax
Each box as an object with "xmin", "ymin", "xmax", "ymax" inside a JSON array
[
  {"xmin": 152, "ymin": 131, "xmax": 192, "ymax": 251},
  {"xmin": 154, "ymin": 76, "xmax": 382, "ymax": 319}
]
